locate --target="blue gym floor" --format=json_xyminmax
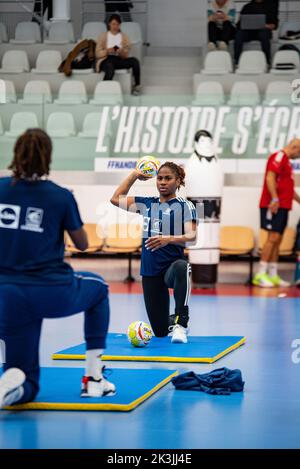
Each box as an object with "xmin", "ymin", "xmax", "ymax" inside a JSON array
[{"xmin": 0, "ymin": 287, "xmax": 300, "ymax": 449}]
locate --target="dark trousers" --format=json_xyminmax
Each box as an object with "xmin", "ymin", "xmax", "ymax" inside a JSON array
[
  {"xmin": 234, "ymin": 29, "xmax": 272, "ymax": 65},
  {"xmin": 105, "ymin": 0, "xmax": 132, "ymax": 22},
  {"xmin": 0, "ymin": 272, "xmax": 110, "ymax": 404},
  {"xmin": 142, "ymin": 259, "xmax": 191, "ymax": 337},
  {"xmin": 100, "ymin": 55, "xmax": 140, "ymax": 85},
  {"xmin": 33, "ymin": 0, "xmax": 53, "ymax": 20},
  {"xmin": 208, "ymin": 21, "xmax": 236, "ymax": 45}
]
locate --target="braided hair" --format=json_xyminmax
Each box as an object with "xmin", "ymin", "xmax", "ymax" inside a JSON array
[
  {"xmin": 9, "ymin": 129, "xmax": 52, "ymax": 181},
  {"xmin": 158, "ymin": 162, "xmax": 185, "ymax": 188}
]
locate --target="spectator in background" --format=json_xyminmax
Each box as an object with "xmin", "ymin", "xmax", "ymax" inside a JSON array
[
  {"xmin": 207, "ymin": 0, "xmax": 236, "ymax": 51},
  {"xmin": 234, "ymin": 0, "xmax": 278, "ymax": 66},
  {"xmin": 105, "ymin": 0, "xmax": 133, "ymax": 22},
  {"xmin": 95, "ymin": 14, "xmax": 141, "ymax": 95},
  {"xmin": 253, "ymin": 139, "xmax": 300, "ymax": 288},
  {"xmin": 33, "ymin": 0, "xmax": 52, "ymax": 22}
]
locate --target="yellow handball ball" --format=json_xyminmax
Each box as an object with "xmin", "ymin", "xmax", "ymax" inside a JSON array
[
  {"xmin": 127, "ymin": 321, "xmax": 153, "ymax": 348},
  {"xmin": 136, "ymin": 156, "xmax": 161, "ymax": 178}
]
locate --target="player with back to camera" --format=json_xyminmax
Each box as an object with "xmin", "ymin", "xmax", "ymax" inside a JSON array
[
  {"xmin": 0, "ymin": 129, "xmax": 115, "ymax": 409},
  {"xmin": 111, "ymin": 161, "xmax": 198, "ymax": 344}
]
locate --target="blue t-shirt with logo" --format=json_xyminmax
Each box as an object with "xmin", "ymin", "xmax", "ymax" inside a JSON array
[
  {"xmin": 135, "ymin": 196, "xmax": 197, "ymax": 277},
  {"xmin": 0, "ymin": 177, "xmax": 83, "ymax": 285}
]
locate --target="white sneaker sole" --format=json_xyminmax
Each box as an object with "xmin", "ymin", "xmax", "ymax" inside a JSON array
[
  {"xmin": 171, "ymin": 336, "xmax": 188, "ymax": 344},
  {"xmin": 0, "ymin": 368, "xmax": 25, "ymax": 408}
]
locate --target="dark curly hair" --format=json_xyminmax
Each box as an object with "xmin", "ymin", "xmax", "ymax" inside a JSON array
[
  {"xmin": 9, "ymin": 128, "xmax": 52, "ymax": 181},
  {"xmin": 158, "ymin": 162, "xmax": 185, "ymax": 188}
]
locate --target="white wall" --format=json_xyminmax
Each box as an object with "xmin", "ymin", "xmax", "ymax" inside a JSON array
[{"xmin": 147, "ymin": 0, "xmax": 207, "ymax": 47}]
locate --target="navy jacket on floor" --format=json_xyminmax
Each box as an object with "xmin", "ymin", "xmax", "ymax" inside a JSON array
[{"xmin": 172, "ymin": 367, "xmax": 244, "ymax": 395}]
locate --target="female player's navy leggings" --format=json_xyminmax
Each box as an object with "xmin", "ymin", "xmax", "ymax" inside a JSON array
[
  {"xmin": 142, "ymin": 259, "xmax": 191, "ymax": 337},
  {"xmin": 0, "ymin": 271, "xmax": 109, "ymax": 404}
]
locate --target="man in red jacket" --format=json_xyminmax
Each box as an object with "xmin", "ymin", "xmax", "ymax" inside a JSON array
[{"xmin": 253, "ymin": 139, "xmax": 300, "ymax": 287}]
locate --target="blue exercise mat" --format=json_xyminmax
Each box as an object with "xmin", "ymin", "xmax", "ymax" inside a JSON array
[
  {"xmin": 2, "ymin": 367, "xmax": 177, "ymax": 412},
  {"xmin": 52, "ymin": 333, "xmax": 246, "ymax": 363}
]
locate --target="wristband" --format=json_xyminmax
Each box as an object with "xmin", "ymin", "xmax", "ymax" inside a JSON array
[{"xmin": 271, "ymin": 198, "xmax": 279, "ymax": 203}]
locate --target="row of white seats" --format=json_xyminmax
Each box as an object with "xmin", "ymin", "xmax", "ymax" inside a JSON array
[
  {"xmin": 1, "ymin": 20, "xmax": 299, "ymax": 45},
  {"xmin": 0, "ymin": 110, "xmax": 254, "ymax": 140},
  {"xmin": 0, "ymin": 111, "xmax": 111, "ymax": 138},
  {"xmin": 195, "ymin": 80, "xmax": 294, "ymax": 106},
  {"xmin": 0, "ymin": 21, "xmax": 142, "ymax": 45},
  {"xmin": 1, "ymin": 79, "xmax": 123, "ymax": 105},
  {"xmin": 202, "ymin": 50, "xmax": 300, "ymax": 75},
  {"xmin": 0, "ymin": 49, "xmax": 132, "ymax": 78},
  {"xmin": 1, "ymin": 77, "xmax": 294, "ymax": 107}
]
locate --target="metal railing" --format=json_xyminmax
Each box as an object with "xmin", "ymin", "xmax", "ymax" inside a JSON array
[
  {"xmin": 81, "ymin": 0, "xmax": 148, "ymax": 43},
  {"xmin": 0, "ymin": 1, "xmax": 44, "ymax": 39}
]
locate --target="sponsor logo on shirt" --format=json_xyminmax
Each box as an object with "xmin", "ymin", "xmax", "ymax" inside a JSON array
[
  {"xmin": 0, "ymin": 204, "xmax": 21, "ymax": 229},
  {"xmin": 21, "ymin": 207, "xmax": 44, "ymax": 233}
]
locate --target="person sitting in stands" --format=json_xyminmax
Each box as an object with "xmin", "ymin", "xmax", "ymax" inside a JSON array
[
  {"xmin": 207, "ymin": 0, "xmax": 236, "ymax": 51},
  {"xmin": 234, "ymin": 0, "xmax": 278, "ymax": 66},
  {"xmin": 95, "ymin": 14, "xmax": 141, "ymax": 96}
]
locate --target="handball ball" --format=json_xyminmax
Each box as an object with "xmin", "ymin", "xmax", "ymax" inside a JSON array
[
  {"xmin": 136, "ymin": 156, "xmax": 161, "ymax": 178},
  {"xmin": 127, "ymin": 321, "xmax": 153, "ymax": 347}
]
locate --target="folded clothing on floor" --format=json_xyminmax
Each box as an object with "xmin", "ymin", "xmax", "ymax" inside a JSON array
[{"xmin": 171, "ymin": 367, "xmax": 245, "ymax": 395}]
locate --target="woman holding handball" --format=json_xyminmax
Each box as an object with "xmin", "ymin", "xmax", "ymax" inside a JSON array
[{"xmin": 111, "ymin": 158, "xmax": 197, "ymax": 344}]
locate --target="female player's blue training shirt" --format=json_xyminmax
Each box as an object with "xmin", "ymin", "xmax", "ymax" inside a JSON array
[
  {"xmin": 0, "ymin": 177, "xmax": 83, "ymax": 285},
  {"xmin": 134, "ymin": 196, "xmax": 197, "ymax": 277}
]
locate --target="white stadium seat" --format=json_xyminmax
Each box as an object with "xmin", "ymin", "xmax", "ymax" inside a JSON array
[
  {"xmin": 0, "ymin": 50, "xmax": 30, "ymax": 73},
  {"xmin": 278, "ymin": 21, "xmax": 300, "ymax": 45},
  {"xmin": 121, "ymin": 22, "xmax": 142, "ymax": 44},
  {"xmin": 5, "ymin": 112, "xmax": 39, "ymax": 137},
  {"xmin": 3, "ymin": 80, "xmax": 17, "ymax": 103},
  {"xmin": 202, "ymin": 51, "xmax": 233, "ymax": 75},
  {"xmin": 0, "ymin": 22, "xmax": 8, "ymax": 42},
  {"xmin": 44, "ymin": 22, "xmax": 75, "ymax": 44},
  {"xmin": 121, "ymin": 22, "xmax": 143, "ymax": 61},
  {"xmin": 32, "ymin": 50, "xmax": 62, "ymax": 74},
  {"xmin": 19, "ymin": 80, "xmax": 52, "ymax": 104},
  {"xmin": 46, "ymin": 112, "xmax": 76, "ymax": 137},
  {"xmin": 55, "ymin": 81, "xmax": 88, "ymax": 104},
  {"xmin": 90, "ymin": 81, "xmax": 123, "ymax": 105},
  {"xmin": 270, "ymin": 50, "xmax": 300, "ymax": 75},
  {"xmin": 193, "ymin": 81, "xmax": 224, "ymax": 105},
  {"xmin": 78, "ymin": 112, "xmax": 112, "ymax": 138},
  {"xmin": 236, "ymin": 51, "xmax": 267, "ymax": 75},
  {"xmin": 228, "ymin": 81, "xmax": 260, "ymax": 106},
  {"xmin": 263, "ymin": 81, "xmax": 293, "ymax": 106},
  {"xmin": 81, "ymin": 22, "xmax": 107, "ymax": 40},
  {"xmin": 10, "ymin": 22, "xmax": 41, "ymax": 44}
]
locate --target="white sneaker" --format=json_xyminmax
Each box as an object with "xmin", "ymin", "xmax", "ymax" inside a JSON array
[
  {"xmin": 269, "ymin": 275, "xmax": 291, "ymax": 288},
  {"xmin": 252, "ymin": 273, "xmax": 275, "ymax": 288},
  {"xmin": 208, "ymin": 42, "xmax": 217, "ymax": 51},
  {"xmin": 0, "ymin": 368, "xmax": 25, "ymax": 408},
  {"xmin": 170, "ymin": 324, "xmax": 188, "ymax": 344},
  {"xmin": 81, "ymin": 367, "xmax": 116, "ymax": 398},
  {"xmin": 218, "ymin": 41, "xmax": 228, "ymax": 51},
  {"xmin": 132, "ymin": 85, "xmax": 142, "ymax": 96}
]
